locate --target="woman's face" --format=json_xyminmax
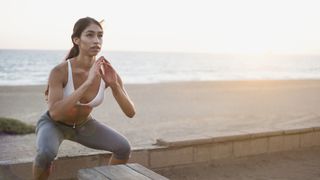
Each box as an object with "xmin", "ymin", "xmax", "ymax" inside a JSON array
[{"xmin": 76, "ymin": 23, "xmax": 103, "ymax": 57}]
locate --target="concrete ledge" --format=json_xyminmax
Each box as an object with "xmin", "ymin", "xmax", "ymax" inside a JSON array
[
  {"xmin": 250, "ymin": 130, "xmax": 284, "ymax": 138},
  {"xmin": 152, "ymin": 126, "xmax": 320, "ymax": 166},
  {"xmin": 150, "ymin": 147, "xmax": 193, "ymax": 168},
  {"xmin": 284, "ymin": 127, "xmax": 314, "ymax": 135},
  {"xmin": 155, "ymin": 137, "xmax": 212, "ymax": 147},
  {"xmin": 1, "ymin": 126, "xmax": 320, "ymax": 179},
  {"xmin": 154, "ymin": 126, "xmax": 320, "ymax": 148},
  {"xmin": 213, "ymin": 133, "xmax": 251, "ymax": 143}
]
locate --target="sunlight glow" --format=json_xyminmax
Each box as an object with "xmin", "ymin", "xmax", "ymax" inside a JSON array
[{"xmin": 1, "ymin": 0, "xmax": 320, "ymax": 54}]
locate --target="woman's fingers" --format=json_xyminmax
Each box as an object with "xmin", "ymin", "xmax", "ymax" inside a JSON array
[
  {"xmin": 93, "ymin": 60, "xmax": 105, "ymax": 78},
  {"xmin": 97, "ymin": 56, "xmax": 112, "ymax": 65},
  {"xmin": 97, "ymin": 56, "xmax": 104, "ymax": 62},
  {"xmin": 96, "ymin": 57, "xmax": 117, "ymax": 84},
  {"xmin": 100, "ymin": 63, "xmax": 105, "ymax": 75},
  {"xmin": 101, "ymin": 56, "xmax": 110, "ymax": 64}
]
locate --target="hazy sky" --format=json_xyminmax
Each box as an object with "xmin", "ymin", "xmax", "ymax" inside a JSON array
[{"xmin": 1, "ymin": 0, "xmax": 320, "ymax": 54}]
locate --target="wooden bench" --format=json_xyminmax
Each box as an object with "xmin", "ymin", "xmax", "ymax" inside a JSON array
[{"xmin": 78, "ymin": 163, "xmax": 169, "ymax": 180}]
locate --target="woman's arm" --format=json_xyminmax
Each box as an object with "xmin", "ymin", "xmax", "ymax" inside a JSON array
[
  {"xmin": 100, "ymin": 57, "xmax": 135, "ymax": 118},
  {"xmin": 110, "ymin": 74, "xmax": 136, "ymax": 118},
  {"xmin": 48, "ymin": 60, "xmax": 103, "ymax": 121}
]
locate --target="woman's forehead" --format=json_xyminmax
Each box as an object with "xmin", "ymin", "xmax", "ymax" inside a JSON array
[{"xmin": 83, "ymin": 24, "xmax": 103, "ymax": 33}]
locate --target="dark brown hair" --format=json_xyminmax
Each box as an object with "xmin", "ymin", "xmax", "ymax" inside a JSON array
[{"xmin": 45, "ymin": 17, "xmax": 103, "ymax": 100}]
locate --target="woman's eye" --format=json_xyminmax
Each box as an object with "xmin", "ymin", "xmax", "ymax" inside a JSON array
[
  {"xmin": 87, "ymin": 34, "xmax": 94, "ymax": 37},
  {"xmin": 98, "ymin": 34, "xmax": 103, "ymax": 38}
]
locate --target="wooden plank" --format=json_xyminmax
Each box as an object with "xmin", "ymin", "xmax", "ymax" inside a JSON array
[
  {"xmin": 78, "ymin": 168, "xmax": 111, "ymax": 180},
  {"xmin": 94, "ymin": 165, "xmax": 151, "ymax": 180},
  {"xmin": 93, "ymin": 166, "xmax": 118, "ymax": 179},
  {"xmin": 116, "ymin": 165, "xmax": 151, "ymax": 180},
  {"xmin": 78, "ymin": 164, "xmax": 168, "ymax": 180},
  {"xmin": 126, "ymin": 163, "xmax": 169, "ymax": 180}
]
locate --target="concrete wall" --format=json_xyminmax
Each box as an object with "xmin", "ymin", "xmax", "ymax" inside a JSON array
[{"xmin": 1, "ymin": 127, "xmax": 320, "ymax": 179}]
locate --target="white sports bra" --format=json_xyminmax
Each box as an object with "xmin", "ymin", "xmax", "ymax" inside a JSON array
[{"xmin": 63, "ymin": 60, "xmax": 105, "ymax": 107}]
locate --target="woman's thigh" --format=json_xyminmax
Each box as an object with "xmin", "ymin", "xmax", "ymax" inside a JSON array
[
  {"xmin": 34, "ymin": 112, "xmax": 64, "ymax": 167},
  {"xmin": 36, "ymin": 113, "xmax": 64, "ymax": 153},
  {"xmin": 73, "ymin": 119, "xmax": 130, "ymax": 153}
]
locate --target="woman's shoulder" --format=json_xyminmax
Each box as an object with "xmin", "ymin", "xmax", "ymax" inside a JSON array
[
  {"xmin": 51, "ymin": 61, "xmax": 68, "ymax": 73},
  {"xmin": 48, "ymin": 61, "xmax": 69, "ymax": 82}
]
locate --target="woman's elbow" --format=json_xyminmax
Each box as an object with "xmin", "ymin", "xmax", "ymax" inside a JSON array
[
  {"xmin": 48, "ymin": 109, "xmax": 59, "ymax": 121},
  {"xmin": 127, "ymin": 111, "xmax": 135, "ymax": 118},
  {"xmin": 48, "ymin": 106, "xmax": 63, "ymax": 121},
  {"xmin": 126, "ymin": 107, "xmax": 136, "ymax": 118}
]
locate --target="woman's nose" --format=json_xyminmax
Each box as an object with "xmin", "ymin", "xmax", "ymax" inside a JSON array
[{"xmin": 94, "ymin": 36, "xmax": 100, "ymax": 43}]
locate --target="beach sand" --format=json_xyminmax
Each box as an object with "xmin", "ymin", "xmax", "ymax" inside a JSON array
[
  {"xmin": 1, "ymin": 80, "xmax": 320, "ymax": 178},
  {"xmin": 156, "ymin": 146, "xmax": 320, "ymax": 180},
  {"xmin": 1, "ymin": 80, "xmax": 320, "ymax": 138}
]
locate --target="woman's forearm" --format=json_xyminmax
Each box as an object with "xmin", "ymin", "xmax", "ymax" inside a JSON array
[
  {"xmin": 49, "ymin": 81, "xmax": 92, "ymax": 120},
  {"xmin": 111, "ymin": 84, "xmax": 136, "ymax": 118}
]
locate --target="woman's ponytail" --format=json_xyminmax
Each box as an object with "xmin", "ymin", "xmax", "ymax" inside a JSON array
[{"xmin": 65, "ymin": 44, "xmax": 79, "ymax": 60}]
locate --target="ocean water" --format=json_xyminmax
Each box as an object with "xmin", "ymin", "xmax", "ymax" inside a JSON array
[{"xmin": 1, "ymin": 49, "xmax": 320, "ymax": 85}]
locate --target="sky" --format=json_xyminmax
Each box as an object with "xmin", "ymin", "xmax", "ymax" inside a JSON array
[{"xmin": 1, "ymin": 0, "xmax": 320, "ymax": 54}]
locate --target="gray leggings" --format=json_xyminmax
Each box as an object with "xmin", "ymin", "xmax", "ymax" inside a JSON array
[{"xmin": 34, "ymin": 111, "xmax": 131, "ymax": 169}]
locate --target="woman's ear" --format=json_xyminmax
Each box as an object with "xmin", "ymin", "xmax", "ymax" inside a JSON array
[{"xmin": 73, "ymin": 37, "xmax": 80, "ymax": 45}]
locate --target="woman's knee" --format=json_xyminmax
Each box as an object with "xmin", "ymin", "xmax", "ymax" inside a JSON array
[
  {"xmin": 114, "ymin": 138, "xmax": 131, "ymax": 160},
  {"xmin": 34, "ymin": 147, "xmax": 57, "ymax": 169}
]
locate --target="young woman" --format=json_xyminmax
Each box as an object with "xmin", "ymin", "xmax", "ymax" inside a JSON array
[{"xmin": 33, "ymin": 17, "xmax": 135, "ymax": 179}]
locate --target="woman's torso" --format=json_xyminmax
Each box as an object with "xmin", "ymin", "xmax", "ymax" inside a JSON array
[{"xmin": 58, "ymin": 59, "xmax": 105, "ymax": 125}]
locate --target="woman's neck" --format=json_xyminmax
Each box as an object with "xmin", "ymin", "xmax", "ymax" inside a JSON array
[{"xmin": 75, "ymin": 53, "xmax": 95, "ymax": 70}]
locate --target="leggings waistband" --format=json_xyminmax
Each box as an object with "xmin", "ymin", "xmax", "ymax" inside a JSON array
[{"xmin": 46, "ymin": 111, "xmax": 92, "ymax": 128}]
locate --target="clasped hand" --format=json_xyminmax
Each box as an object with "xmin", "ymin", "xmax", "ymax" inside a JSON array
[
  {"xmin": 87, "ymin": 56, "xmax": 119, "ymax": 88},
  {"xmin": 99, "ymin": 56, "xmax": 119, "ymax": 88}
]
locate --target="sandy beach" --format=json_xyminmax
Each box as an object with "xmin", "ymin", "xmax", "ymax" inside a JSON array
[
  {"xmin": 1, "ymin": 80, "xmax": 320, "ymax": 150},
  {"xmin": 156, "ymin": 146, "xmax": 320, "ymax": 180},
  {"xmin": 1, "ymin": 80, "xmax": 320, "ymax": 179},
  {"xmin": 1, "ymin": 79, "xmax": 320, "ymax": 136}
]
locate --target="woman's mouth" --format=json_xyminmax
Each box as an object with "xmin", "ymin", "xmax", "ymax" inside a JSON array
[{"xmin": 90, "ymin": 46, "xmax": 101, "ymax": 51}]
